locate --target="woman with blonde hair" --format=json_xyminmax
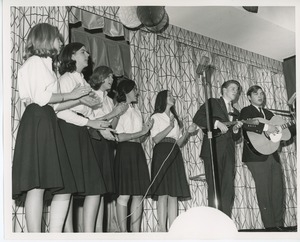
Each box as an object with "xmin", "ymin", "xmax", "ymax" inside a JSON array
[{"xmin": 12, "ymin": 23, "xmax": 92, "ymax": 232}]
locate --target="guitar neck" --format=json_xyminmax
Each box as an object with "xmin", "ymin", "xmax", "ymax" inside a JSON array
[
  {"xmin": 255, "ymin": 117, "xmax": 295, "ymax": 130},
  {"xmin": 281, "ymin": 120, "xmax": 295, "ymax": 130},
  {"xmin": 223, "ymin": 119, "xmax": 257, "ymax": 127},
  {"xmin": 223, "ymin": 121, "xmax": 237, "ymax": 126}
]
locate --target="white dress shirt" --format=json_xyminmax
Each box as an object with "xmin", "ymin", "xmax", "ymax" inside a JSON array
[
  {"xmin": 214, "ymin": 97, "xmax": 232, "ymax": 128},
  {"xmin": 223, "ymin": 97, "xmax": 233, "ymax": 121},
  {"xmin": 18, "ymin": 56, "xmax": 58, "ymax": 106},
  {"xmin": 150, "ymin": 112, "xmax": 180, "ymax": 140},
  {"xmin": 252, "ymin": 104, "xmax": 268, "ymax": 131},
  {"xmin": 93, "ymin": 89, "xmax": 114, "ymax": 119},
  {"xmin": 115, "ymin": 104, "xmax": 143, "ymax": 134},
  {"xmin": 56, "ymin": 72, "xmax": 95, "ymax": 126}
]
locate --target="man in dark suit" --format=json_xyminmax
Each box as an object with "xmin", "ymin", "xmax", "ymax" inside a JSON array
[
  {"xmin": 240, "ymin": 85, "xmax": 284, "ymax": 231},
  {"xmin": 193, "ymin": 80, "xmax": 242, "ymax": 217}
]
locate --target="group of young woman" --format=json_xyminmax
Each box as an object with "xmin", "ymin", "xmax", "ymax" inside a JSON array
[{"xmin": 12, "ymin": 23, "xmax": 197, "ymax": 233}]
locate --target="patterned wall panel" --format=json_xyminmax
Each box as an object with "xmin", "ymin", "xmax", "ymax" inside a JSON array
[
  {"xmin": 159, "ymin": 25, "xmax": 283, "ymax": 73},
  {"xmin": 129, "ymin": 25, "xmax": 296, "ymax": 231}
]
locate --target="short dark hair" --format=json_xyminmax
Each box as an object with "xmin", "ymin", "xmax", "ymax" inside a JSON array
[
  {"xmin": 89, "ymin": 66, "xmax": 113, "ymax": 91},
  {"xmin": 59, "ymin": 42, "xmax": 85, "ymax": 75},
  {"xmin": 221, "ymin": 80, "xmax": 241, "ymax": 95},
  {"xmin": 246, "ymin": 85, "xmax": 263, "ymax": 96}
]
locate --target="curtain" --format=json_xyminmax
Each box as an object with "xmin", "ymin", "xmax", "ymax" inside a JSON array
[
  {"xmin": 68, "ymin": 6, "xmax": 130, "ymax": 41},
  {"xmin": 70, "ymin": 26, "xmax": 131, "ymax": 78}
]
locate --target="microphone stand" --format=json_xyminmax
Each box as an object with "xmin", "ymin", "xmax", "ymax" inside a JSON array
[{"xmin": 200, "ymin": 66, "xmax": 220, "ymax": 210}]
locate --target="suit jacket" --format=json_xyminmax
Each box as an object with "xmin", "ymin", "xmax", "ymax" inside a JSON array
[
  {"xmin": 193, "ymin": 97, "xmax": 241, "ymax": 159},
  {"xmin": 240, "ymin": 104, "xmax": 280, "ymax": 162}
]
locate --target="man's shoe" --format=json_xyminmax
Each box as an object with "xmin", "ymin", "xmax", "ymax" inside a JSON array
[{"xmin": 265, "ymin": 227, "xmax": 282, "ymax": 232}]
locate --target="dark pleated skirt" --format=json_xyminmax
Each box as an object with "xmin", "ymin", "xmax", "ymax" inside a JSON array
[
  {"xmin": 90, "ymin": 131, "xmax": 116, "ymax": 194},
  {"xmin": 58, "ymin": 119, "xmax": 107, "ymax": 196},
  {"xmin": 151, "ymin": 140, "xmax": 191, "ymax": 201},
  {"xmin": 114, "ymin": 142, "xmax": 150, "ymax": 195},
  {"xmin": 12, "ymin": 104, "xmax": 77, "ymax": 202}
]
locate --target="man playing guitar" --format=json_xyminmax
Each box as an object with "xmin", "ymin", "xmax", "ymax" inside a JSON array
[
  {"xmin": 193, "ymin": 80, "xmax": 243, "ymax": 218},
  {"xmin": 240, "ymin": 85, "xmax": 284, "ymax": 231}
]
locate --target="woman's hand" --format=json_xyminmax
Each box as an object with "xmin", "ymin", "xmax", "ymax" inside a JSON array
[
  {"xmin": 187, "ymin": 123, "xmax": 198, "ymax": 133},
  {"xmin": 142, "ymin": 118, "xmax": 154, "ymax": 134},
  {"xmin": 88, "ymin": 119, "xmax": 111, "ymax": 130},
  {"xmin": 80, "ymin": 93, "xmax": 102, "ymax": 108},
  {"xmin": 70, "ymin": 83, "xmax": 92, "ymax": 99},
  {"xmin": 169, "ymin": 115, "xmax": 175, "ymax": 128},
  {"xmin": 113, "ymin": 103, "xmax": 129, "ymax": 117},
  {"xmin": 99, "ymin": 129, "xmax": 117, "ymax": 141}
]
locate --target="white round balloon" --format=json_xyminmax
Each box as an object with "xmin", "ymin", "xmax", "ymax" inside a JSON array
[
  {"xmin": 169, "ymin": 206, "xmax": 238, "ymax": 239},
  {"xmin": 118, "ymin": 6, "xmax": 142, "ymax": 29}
]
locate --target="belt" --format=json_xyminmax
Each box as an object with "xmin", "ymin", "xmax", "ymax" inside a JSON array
[{"xmin": 160, "ymin": 137, "xmax": 176, "ymax": 144}]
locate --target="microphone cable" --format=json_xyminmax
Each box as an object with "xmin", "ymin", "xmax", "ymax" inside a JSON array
[{"xmin": 121, "ymin": 140, "xmax": 177, "ymax": 223}]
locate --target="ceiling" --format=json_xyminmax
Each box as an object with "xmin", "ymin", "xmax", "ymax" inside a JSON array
[{"xmin": 165, "ymin": 6, "xmax": 295, "ymax": 61}]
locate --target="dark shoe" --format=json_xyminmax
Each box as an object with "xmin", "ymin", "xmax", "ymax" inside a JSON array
[
  {"xmin": 265, "ymin": 227, "xmax": 282, "ymax": 232},
  {"xmin": 276, "ymin": 226, "xmax": 296, "ymax": 232}
]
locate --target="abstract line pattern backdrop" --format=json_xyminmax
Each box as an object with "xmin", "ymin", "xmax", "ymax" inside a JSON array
[
  {"xmin": 129, "ymin": 24, "xmax": 296, "ymax": 230},
  {"xmin": 10, "ymin": 5, "xmax": 296, "ymax": 232}
]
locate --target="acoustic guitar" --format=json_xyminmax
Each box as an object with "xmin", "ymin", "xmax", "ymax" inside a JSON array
[
  {"xmin": 201, "ymin": 119, "xmax": 259, "ymax": 137},
  {"xmin": 246, "ymin": 116, "xmax": 295, "ymax": 155}
]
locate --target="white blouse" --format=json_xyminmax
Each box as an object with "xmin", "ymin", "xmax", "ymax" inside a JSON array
[
  {"xmin": 93, "ymin": 89, "xmax": 114, "ymax": 119},
  {"xmin": 150, "ymin": 112, "xmax": 180, "ymax": 140},
  {"xmin": 56, "ymin": 72, "xmax": 95, "ymax": 126},
  {"xmin": 115, "ymin": 104, "xmax": 143, "ymax": 134},
  {"xmin": 18, "ymin": 56, "xmax": 58, "ymax": 106}
]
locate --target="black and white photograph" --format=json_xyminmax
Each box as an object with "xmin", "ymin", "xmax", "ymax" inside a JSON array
[{"xmin": 2, "ymin": 0, "xmax": 298, "ymax": 241}]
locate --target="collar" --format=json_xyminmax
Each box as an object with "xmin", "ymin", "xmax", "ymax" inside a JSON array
[
  {"xmin": 45, "ymin": 56, "xmax": 53, "ymax": 64},
  {"xmin": 252, "ymin": 104, "xmax": 262, "ymax": 111},
  {"xmin": 128, "ymin": 103, "xmax": 134, "ymax": 108},
  {"xmin": 222, "ymin": 96, "xmax": 231, "ymax": 105},
  {"xmin": 163, "ymin": 111, "xmax": 170, "ymax": 119},
  {"xmin": 70, "ymin": 71, "xmax": 84, "ymax": 79},
  {"xmin": 96, "ymin": 89, "xmax": 107, "ymax": 99}
]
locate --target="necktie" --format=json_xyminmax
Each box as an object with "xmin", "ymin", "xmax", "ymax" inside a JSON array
[
  {"xmin": 228, "ymin": 102, "xmax": 233, "ymax": 121},
  {"xmin": 259, "ymin": 107, "xmax": 265, "ymax": 118}
]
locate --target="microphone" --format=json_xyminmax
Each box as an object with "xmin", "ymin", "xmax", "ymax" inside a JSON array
[{"xmin": 196, "ymin": 56, "xmax": 210, "ymax": 75}]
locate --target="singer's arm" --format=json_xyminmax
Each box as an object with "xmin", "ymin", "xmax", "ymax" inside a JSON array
[{"xmin": 193, "ymin": 98, "xmax": 220, "ymax": 129}]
